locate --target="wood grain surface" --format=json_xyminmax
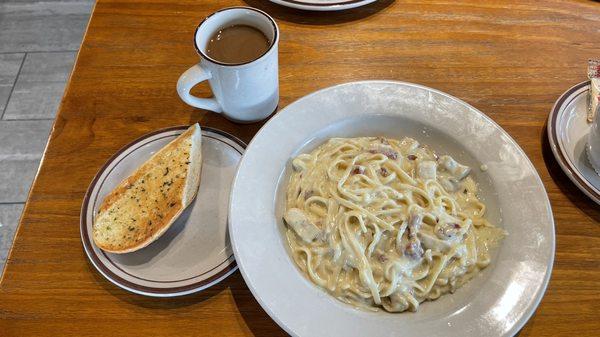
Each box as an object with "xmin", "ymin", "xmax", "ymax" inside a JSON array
[{"xmin": 1, "ymin": 0, "xmax": 599, "ymax": 336}]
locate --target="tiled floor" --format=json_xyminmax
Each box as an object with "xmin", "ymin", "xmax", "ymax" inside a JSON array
[{"xmin": 0, "ymin": 0, "xmax": 94, "ymax": 277}]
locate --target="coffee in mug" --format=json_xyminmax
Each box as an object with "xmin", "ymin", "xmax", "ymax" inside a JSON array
[{"xmin": 206, "ymin": 25, "xmax": 270, "ymax": 64}]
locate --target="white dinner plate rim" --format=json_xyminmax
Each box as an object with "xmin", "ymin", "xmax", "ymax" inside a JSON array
[
  {"xmin": 81, "ymin": 125, "xmax": 244, "ymax": 297},
  {"xmin": 229, "ymin": 80, "xmax": 555, "ymax": 337},
  {"xmin": 546, "ymin": 80, "xmax": 600, "ymax": 204},
  {"xmin": 269, "ymin": 0, "xmax": 377, "ymax": 11}
]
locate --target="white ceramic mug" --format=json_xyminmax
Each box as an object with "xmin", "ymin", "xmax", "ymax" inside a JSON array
[{"xmin": 177, "ymin": 7, "xmax": 279, "ymax": 123}]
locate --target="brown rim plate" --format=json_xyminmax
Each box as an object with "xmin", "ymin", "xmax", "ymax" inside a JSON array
[
  {"xmin": 268, "ymin": 0, "xmax": 377, "ymax": 11},
  {"xmin": 547, "ymin": 81, "xmax": 600, "ymax": 205},
  {"xmin": 80, "ymin": 125, "xmax": 245, "ymax": 296}
]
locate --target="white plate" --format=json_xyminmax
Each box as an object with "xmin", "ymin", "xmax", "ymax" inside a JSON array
[
  {"xmin": 269, "ymin": 0, "xmax": 377, "ymax": 11},
  {"xmin": 229, "ymin": 81, "xmax": 555, "ymax": 337},
  {"xmin": 81, "ymin": 126, "xmax": 245, "ymax": 297},
  {"xmin": 547, "ymin": 81, "xmax": 600, "ymax": 204}
]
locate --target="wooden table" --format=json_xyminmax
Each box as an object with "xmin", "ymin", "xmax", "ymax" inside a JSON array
[{"xmin": 1, "ymin": 0, "xmax": 599, "ymax": 336}]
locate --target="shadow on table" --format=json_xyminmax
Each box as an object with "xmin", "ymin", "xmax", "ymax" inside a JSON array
[
  {"xmin": 87, "ymin": 260, "xmax": 230, "ymax": 309},
  {"xmin": 541, "ymin": 127, "xmax": 600, "ymax": 223},
  {"xmin": 187, "ymin": 108, "xmax": 271, "ymax": 145},
  {"xmin": 88, "ymin": 263, "xmax": 286, "ymax": 334},
  {"xmin": 242, "ymin": 0, "xmax": 395, "ymax": 25}
]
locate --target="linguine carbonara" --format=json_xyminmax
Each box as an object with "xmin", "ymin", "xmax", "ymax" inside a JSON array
[{"xmin": 283, "ymin": 136, "xmax": 505, "ymax": 312}]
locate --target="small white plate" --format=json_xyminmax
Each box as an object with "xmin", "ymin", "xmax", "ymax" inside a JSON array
[
  {"xmin": 81, "ymin": 126, "xmax": 245, "ymax": 297},
  {"xmin": 229, "ymin": 81, "xmax": 555, "ymax": 337},
  {"xmin": 547, "ymin": 81, "xmax": 600, "ymax": 204},
  {"xmin": 269, "ymin": 0, "xmax": 377, "ymax": 11}
]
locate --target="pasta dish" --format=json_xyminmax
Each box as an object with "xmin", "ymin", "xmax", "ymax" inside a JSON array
[{"xmin": 283, "ymin": 136, "xmax": 505, "ymax": 312}]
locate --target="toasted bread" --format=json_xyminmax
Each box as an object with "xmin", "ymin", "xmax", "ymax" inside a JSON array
[{"xmin": 92, "ymin": 124, "xmax": 202, "ymax": 253}]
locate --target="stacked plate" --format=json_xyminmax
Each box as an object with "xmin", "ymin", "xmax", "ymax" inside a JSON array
[{"xmin": 269, "ymin": 0, "xmax": 377, "ymax": 11}]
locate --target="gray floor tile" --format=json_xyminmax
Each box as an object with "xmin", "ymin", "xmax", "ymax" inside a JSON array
[
  {"xmin": 0, "ymin": 203, "xmax": 24, "ymax": 277},
  {"xmin": 0, "ymin": 53, "xmax": 25, "ymax": 113},
  {"xmin": 0, "ymin": 120, "xmax": 53, "ymax": 155},
  {"xmin": 0, "ymin": 158, "xmax": 42, "ymax": 203},
  {"xmin": 3, "ymin": 52, "xmax": 75, "ymax": 120},
  {"xmin": 0, "ymin": 1, "xmax": 94, "ymax": 53},
  {"xmin": 0, "ymin": 120, "xmax": 52, "ymax": 203}
]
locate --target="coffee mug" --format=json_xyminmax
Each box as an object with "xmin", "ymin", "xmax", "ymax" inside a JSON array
[{"xmin": 177, "ymin": 7, "xmax": 279, "ymax": 123}]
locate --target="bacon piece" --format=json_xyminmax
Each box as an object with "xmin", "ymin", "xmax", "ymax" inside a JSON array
[
  {"xmin": 383, "ymin": 150, "xmax": 398, "ymax": 160},
  {"xmin": 368, "ymin": 145, "xmax": 398, "ymax": 160},
  {"xmin": 352, "ymin": 166, "xmax": 365, "ymax": 175}
]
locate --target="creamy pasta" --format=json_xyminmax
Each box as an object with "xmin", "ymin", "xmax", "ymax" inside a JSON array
[{"xmin": 283, "ymin": 136, "xmax": 505, "ymax": 312}]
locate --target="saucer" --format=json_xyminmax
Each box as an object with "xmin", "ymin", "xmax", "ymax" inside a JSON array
[
  {"xmin": 547, "ymin": 81, "xmax": 600, "ymax": 204},
  {"xmin": 81, "ymin": 126, "xmax": 245, "ymax": 296}
]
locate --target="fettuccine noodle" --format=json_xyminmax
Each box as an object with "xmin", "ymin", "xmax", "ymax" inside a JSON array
[{"xmin": 283, "ymin": 136, "xmax": 505, "ymax": 312}]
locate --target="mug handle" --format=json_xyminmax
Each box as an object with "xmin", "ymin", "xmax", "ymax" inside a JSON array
[{"xmin": 176, "ymin": 64, "xmax": 222, "ymax": 113}]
